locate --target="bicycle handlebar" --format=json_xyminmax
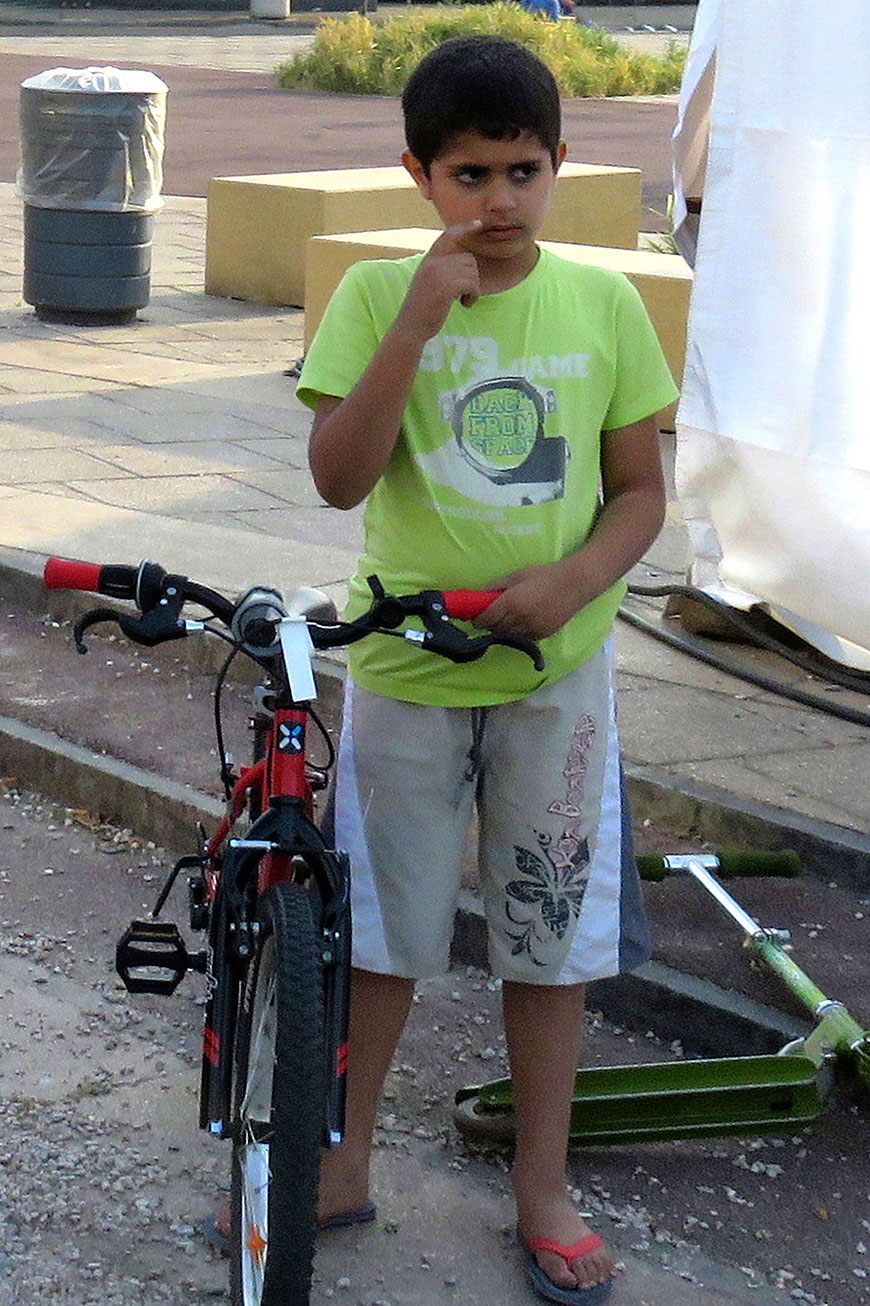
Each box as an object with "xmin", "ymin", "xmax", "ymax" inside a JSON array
[
  {"xmin": 442, "ymin": 589, "xmax": 500, "ymax": 621},
  {"xmin": 43, "ymin": 557, "xmax": 543, "ymax": 671},
  {"xmin": 636, "ymin": 850, "xmax": 802, "ymax": 881},
  {"xmin": 45, "ymin": 556, "xmax": 140, "ymax": 601}
]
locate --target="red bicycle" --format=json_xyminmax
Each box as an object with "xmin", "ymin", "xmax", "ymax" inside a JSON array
[{"xmin": 43, "ymin": 556, "xmax": 542, "ymax": 1306}]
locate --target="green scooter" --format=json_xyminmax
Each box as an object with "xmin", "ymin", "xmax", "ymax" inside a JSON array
[{"xmin": 454, "ymin": 851, "xmax": 870, "ymax": 1147}]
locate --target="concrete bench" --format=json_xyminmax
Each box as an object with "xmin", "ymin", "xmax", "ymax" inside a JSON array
[
  {"xmin": 302, "ymin": 228, "xmax": 691, "ymax": 423},
  {"xmin": 205, "ymin": 163, "xmax": 642, "ymax": 308}
]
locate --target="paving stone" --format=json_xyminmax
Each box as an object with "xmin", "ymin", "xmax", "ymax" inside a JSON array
[
  {"xmin": 227, "ymin": 465, "xmax": 328, "ymax": 507},
  {"xmin": 618, "ymin": 679, "xmax": 866, "ymax": 766},
  {"xmin": 64, "ymin": 472, "xmax": 288, "ymax": 514},
  {"xmin": 92, "ymin": 440, "xmax": 287, "ymax": 476},
  {"xmin": 230, "ymin": 503, "xmax": 363, "ymax": 551},
  {"xmin": 681, "ymin": 744, "xmax": 870, "ymax": 833},
  {"xmin": 0, "ymin": 448, "xmax": 131, "ymax": 484}
]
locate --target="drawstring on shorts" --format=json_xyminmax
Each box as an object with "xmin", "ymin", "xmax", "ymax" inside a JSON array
[{"xmin": 464, "ymin": 707, "xmax": 488, "ymax": 782}]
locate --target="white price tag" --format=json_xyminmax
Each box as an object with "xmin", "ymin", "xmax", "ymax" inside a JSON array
[{"xmin": 278, "ymin": 615, "xmax": 317, "ymax": 702}]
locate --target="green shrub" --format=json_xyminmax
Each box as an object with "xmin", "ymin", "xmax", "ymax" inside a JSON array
[{"xmin": 275, "ymin": 6, "xmax": 686, "ymax": 99}]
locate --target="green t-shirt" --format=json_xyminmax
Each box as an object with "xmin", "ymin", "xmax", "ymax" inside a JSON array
[{"xmin": 298, "ymin": 248, "xmax": 678, "ymax": 705}]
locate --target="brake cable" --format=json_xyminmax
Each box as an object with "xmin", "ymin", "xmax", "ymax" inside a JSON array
[{"xmin": 213, "ymin": 643, "xmax": 241, "ymax": 801}]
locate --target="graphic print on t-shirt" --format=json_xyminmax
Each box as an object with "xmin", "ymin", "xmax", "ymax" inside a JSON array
[{"xmin": 420, "ymin": 373, "xmax": 570, "ymax": 507}]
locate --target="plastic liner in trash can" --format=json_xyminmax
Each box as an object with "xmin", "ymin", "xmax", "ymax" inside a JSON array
[{"xmin": 18, "ymin": 66, "xmax": 168, "ymax": 324}]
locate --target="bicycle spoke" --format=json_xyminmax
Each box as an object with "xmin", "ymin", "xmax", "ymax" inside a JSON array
[
  {"xmin": 242, "ymin": 961, "xmax": 277, "ymax": 1121},
  {"xmin": 239, "ymin": 1139, "xmax": 271, "ymax": 1303}
]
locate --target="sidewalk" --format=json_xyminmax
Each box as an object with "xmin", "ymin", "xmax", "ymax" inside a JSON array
[
  {"xmin": 0, "ymin": 4, "xmax": 695, "ymax": 73},
  {"xmin": 0, "ymin": 3, "xmax": 698, "ymax": 37}
]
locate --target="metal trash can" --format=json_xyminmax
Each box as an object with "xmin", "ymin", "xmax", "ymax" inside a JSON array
[{"xmin": 18, "ymin": 66, "xmax": 168, "ymax": 324}]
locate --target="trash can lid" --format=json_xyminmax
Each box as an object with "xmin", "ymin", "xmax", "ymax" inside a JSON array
[{"xmin": 21, "ymin": 66, "xmax": 168, "ymax": 95}]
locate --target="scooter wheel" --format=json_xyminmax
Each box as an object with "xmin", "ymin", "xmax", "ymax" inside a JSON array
[{"xmin": 452, "ymin": 1095, "xmax": 516, "ymax": 1145}]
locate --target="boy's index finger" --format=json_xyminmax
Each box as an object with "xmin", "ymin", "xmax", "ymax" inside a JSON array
[{"xmin": 433, "ymin": 219, "xmax": 483, "ymax": 253}]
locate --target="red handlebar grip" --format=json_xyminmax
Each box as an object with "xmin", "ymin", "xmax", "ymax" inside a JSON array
[
  {"xmin": 443, "ymin": 589, "xmax": 503, "ymax": 621},
  {"xmin": 44, "ymin": 557, "xmax": 103, "ymax": 592}
]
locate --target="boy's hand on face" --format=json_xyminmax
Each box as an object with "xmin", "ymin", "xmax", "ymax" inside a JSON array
[
  {"xmin": 396, "ymin": 221, "xmax": 482, "ymax": 342},
  {"xmin": 472, "ymin": 563, "xmax": 586, "ymax": 641}
]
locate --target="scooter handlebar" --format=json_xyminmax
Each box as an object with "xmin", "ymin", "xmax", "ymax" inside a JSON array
[{"xmin": 636, "ymin": 850, "xmax": 802, "ymax": 882}]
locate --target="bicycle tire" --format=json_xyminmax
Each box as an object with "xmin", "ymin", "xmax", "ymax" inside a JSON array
[{"xmin": 230, "ymin": 880, "xmax": 325, "ymax": 1306}]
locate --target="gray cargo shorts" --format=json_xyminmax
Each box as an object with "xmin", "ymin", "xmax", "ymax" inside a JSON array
[{"xmin": 332, "ymin": 641, "xmax": 649, "ymax": 985}]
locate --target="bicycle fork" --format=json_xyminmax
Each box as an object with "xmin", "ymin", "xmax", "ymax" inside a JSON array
[{"xmin": 197, "ymin": 834, "xmax": 352, "ymax": 1147}]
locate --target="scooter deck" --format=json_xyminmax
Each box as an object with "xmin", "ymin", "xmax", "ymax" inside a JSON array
[{"xmin": 454, "ymin": 1054, "xmax": 822, "ymax": 1147}]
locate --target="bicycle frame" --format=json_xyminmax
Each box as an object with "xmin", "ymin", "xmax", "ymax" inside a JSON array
[{"xmin": 198, "ymin": 685, "xmax": 351, "ymax": 1148}]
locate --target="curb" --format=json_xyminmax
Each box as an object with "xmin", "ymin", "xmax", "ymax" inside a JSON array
[
  {"xmin": 0, "ymin": 706, "xmax": 809, "ymax": 1057},
  {"xmin": 0, "ymin": 710, "xmax": 224, "ymax": 852},
  {"xmin": 626, "ymin": 765, "xmax": 870, "ymax": 894}
]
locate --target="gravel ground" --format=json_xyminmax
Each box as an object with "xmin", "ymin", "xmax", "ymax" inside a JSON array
[{"xmin": 1, "ymin": 783, "xmax": 868, "ymax": 1306}]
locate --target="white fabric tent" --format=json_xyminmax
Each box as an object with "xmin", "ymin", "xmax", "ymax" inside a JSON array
[{"xmin": 672, "ymin": 0, "xmax": 870, "ymax": 669}]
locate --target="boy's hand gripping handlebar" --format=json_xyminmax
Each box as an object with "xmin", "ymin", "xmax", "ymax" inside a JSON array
[{"xmin": 353, "ymin": 576, "xmax": 544, "ymax": 670}]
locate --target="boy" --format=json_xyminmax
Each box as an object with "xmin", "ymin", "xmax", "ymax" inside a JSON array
[{"xmin": 298, "ymin": 36, "xmax": 678, "ymax": 1305}]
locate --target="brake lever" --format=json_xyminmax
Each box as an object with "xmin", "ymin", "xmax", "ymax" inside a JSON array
[
  {"xmin": 74, "ymin": 607, "xmax": 121, "ymax": 653},
  {"xmin": 488, "ymin": 632, "xmax": 545, "ymax": 671},
  {"xmin": 73, "ymin": 585, "xmax": 189, "ymax": 653},
  {"xmin": 408, "ymin": 623, "xmax": 543, "ymax": 670},
  {"xmin": 116, "ymin": 610, "xmax": 188, "ymax": 648},
  {"xmin": 417, "ymin": 588, "xmax": 543, "ymax": 669},
  {"xmin": 361, "ymin": 576, "xmax": 544, "ymax": 669}
]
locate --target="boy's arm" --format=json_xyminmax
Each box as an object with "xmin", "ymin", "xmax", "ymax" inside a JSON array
[
  {"xmin": 476, "ymin": 414, "xmax": 667, "ymax": 640},
  {"xmin": 308, "ymin": 221, "xmax": 482, "ymax": 510}
]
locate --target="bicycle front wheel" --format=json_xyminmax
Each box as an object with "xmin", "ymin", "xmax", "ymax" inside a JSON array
[{"xmin": 230, "ymin": 881, "xmax": 325, "ymax": 1306}]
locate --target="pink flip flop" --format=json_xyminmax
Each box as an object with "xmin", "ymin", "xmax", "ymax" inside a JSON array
[{"xmin": 522, "ymin": 1231, "xmax": 613, "ymax": 1305}]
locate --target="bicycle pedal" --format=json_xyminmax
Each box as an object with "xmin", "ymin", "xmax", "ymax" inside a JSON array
[{"xmin": 116, "ymin": 920, "xmax": 204, "ymax": 996}]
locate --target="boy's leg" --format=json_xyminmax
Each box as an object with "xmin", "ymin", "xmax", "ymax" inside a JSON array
[
  {"xmin": 477, "ymin": 654, "xmax": 639, "ymax": 1292},
  {"xmin": 503, "ymin": 980, "xmax": 613, "ymax": 1292},
  {"xmin": 319, "ymin": 966, "xmax": 415, "ymax": 1222},
  {"xmin": 324, "ymin": 683, "xmax": 478, "ymax": 1219}
]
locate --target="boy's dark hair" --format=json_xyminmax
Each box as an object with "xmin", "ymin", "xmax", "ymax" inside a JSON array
[{"xmin": 402, "ymin": 36, "xmax": 561, "ymax": 172}]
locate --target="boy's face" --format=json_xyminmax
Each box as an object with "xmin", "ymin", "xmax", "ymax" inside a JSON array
[{"xmin": 403, "ymin": 129, "xmax": 566, "ymax": 274}]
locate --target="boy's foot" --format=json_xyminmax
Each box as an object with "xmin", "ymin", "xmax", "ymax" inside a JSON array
[
  {"xmin": 202, "ymin": 1194, "xmax": 376, "ymax": 1258},
  {"xmin": 520, "ymin": 1230, "xmax": 613, "ymax": 1304},
  {"xmin": 209, "ymin": 1157, "xmax": 373, "ymax": 1239},
  {"xmin": 317, "ymin": 1146, "xmax": 372, "ymax": 1230},
  {"xmin": 514, "ymin": 1190, "xmax": 613, "ymax": 1297}
]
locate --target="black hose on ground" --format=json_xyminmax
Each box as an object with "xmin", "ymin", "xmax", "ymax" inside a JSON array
[{"xmin": 621, "ymin": 583, "xmax": 870, "ymax": 730}]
